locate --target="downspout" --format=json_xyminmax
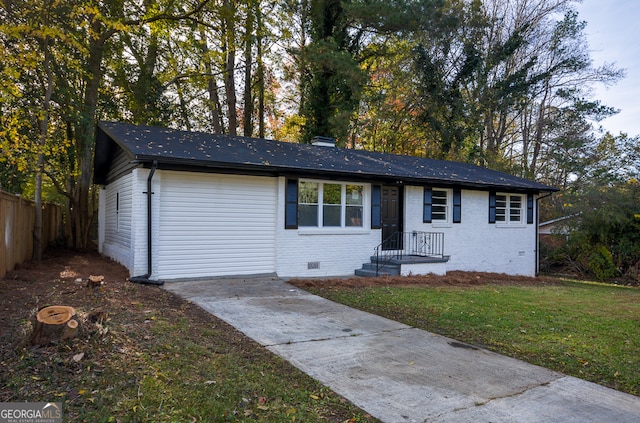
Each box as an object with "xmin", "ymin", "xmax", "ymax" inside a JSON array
[
  {"xmin": 130, "ymin": 160, "xmax": 164, "ymax": 286},
  {"xmin": 535, "ymin": 191, "xmax": 554, "ymax": 276}
]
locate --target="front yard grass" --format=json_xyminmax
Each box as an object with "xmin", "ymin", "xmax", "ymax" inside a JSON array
[{"xmin": 300, "ymin": 279, "xmax": 640, "ymax": 396}]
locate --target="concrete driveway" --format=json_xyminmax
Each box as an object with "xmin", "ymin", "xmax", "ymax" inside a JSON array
[{"xmin": 164, "ymin": 276, "xmax": 640, "ymax": 423}]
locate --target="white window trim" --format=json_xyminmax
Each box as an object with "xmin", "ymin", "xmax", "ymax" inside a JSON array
[
  {"xmin": 431, "ymin": 188, "xmax": 453, "ymax": 227},
  {"xmin": 495, "ymin": 193, "xmax": 526, "ymax": 227},
  {"xmin": 298, "ymin": 179, "xmax": 369, "ymax": 231}
]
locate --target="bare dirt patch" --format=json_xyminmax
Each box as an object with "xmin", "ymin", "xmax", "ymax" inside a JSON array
[{"xmin": 0, "ymin": 249, "xmax": 378, "ymax": 422}]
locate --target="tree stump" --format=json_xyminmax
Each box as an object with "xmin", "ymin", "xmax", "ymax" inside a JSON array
[
  {"xmin": 87, "ymin": 275, "xmax": 104, "ymax": 288},
  {"xmin": 30, "ymin": 306, "xmax": 77, "ymax": 345},
  {"xmin": 62, "ymin": 319, "xmax": 79, "ymax": 340}
]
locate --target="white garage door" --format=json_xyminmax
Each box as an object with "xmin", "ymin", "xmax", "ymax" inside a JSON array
[{"xmin": 156, "ymin": 171, "xmax": 277, "ymax": 279}]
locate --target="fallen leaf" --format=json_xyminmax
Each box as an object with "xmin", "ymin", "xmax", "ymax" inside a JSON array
[
  {"xmin": 257, "ymin": 405, "xmax": 269, "ymax": 411},
  {"xmin": 309, "ymin": 394, "xmax": 319, "ymax": 400},
  {"xmin": 72, "ymin": 352, "xmax": 85, "ymax": 362}
]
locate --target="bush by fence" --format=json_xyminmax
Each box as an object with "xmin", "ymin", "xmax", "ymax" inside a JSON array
[{"xmin": 0, "ymin": 190, "xmax": 64, "ymax": 278}]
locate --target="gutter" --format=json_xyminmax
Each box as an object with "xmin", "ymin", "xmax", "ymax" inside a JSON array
[{"xmin": 130, "ymin": 160, "xmax": 164, "ymax": 286}]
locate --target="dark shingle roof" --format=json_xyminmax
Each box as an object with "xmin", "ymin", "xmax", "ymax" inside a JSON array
[{"xmin": 94, "ymin": 121, "xmax": 557, "ymax": 192}]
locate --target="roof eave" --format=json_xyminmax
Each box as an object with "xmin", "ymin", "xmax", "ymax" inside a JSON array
[{"xmin": 131, "ymin": 155, "xmax": 558, "ymax": 193}]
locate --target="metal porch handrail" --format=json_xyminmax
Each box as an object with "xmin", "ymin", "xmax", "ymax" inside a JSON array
[{"xmin": 374, "ymin": 231, "xmax": 445, "ymax": 276}]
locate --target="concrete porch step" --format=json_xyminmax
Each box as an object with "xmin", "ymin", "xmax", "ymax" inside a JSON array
[
  {"xmin": 355, "ymin": 262, "xmax": 400, "ymax": 277},
  {"xmin": 354, "ymin": 268, "xmax": 391, "ymax": 277},
  {"xmin": 355, "ymin": 255, "xmax": 450, "ymax": 277}
]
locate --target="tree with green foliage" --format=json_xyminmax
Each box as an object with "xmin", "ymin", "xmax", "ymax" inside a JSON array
[
  {"xmin": 409, "ymin": 0, "xmax": 622, "ymax": 171},
  {"xmin": 298, "ymin": 0, "xmax": 364, "ymax": 144},
  {"xmin": 542, "ymin": 130, "xmax": 640, "ymax": 279},
  {"xmin": 560, "ymin": 180, "xmax": 640, "ymax": 280},
  {"xmin": 0, "ymin": 0, "xmax": 211, "ymax": 249},
  {"xmin": 0, "ymin": 0, "xmax": 74, "ymax": 257},
  {"xmin": 1, "ymin": 0, "xmax": 635, "ymax": 267}
]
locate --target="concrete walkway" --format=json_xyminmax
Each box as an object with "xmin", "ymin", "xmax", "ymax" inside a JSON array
[{"xmin": 164, "ymin": 276, "xmax": 640, "ymax": 423}]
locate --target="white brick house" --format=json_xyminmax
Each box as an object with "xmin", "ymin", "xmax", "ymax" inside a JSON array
[{"xmin": 94, "ymin": 121, "xmax": 557, "ymax": 282}]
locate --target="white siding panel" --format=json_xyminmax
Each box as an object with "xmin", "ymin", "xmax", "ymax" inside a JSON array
[
  {"xmin": 156, "ymin": 171, "xmax": 277, "ymax": 279},
  {"xmin": 101, "ymin": 173, "xmax": 134, "ymax": 271}
]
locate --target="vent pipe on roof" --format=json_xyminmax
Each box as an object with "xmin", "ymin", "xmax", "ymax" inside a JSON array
[{"xmin": 311, "ymin": 136, "xmax": 336, "ymax": 147}]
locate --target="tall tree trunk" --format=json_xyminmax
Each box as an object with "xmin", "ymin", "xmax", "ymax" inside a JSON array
[
  {"xmin": 223, "ymin": 0, "xmax": 238, "ymax": 135},
  {"xmin": 199, "ymin": 28, "xmax": 223, "ymax": 133},
  {"xmin": 34, "ymin": 13, "xmax": 54, "ymax": 261},
  {"xmin": 256, "ymin": 4, "xmax": 265, "ymax": 138},
  {"xmin": 530, "ymin": 82, "xmax": 551, "ymax": 178},
  {"xmin": 243, "ymin": 0, "xmax": 255, "ymax": 137},
  {"xmin": 72, "ymin": 22, "xmax": 110, "ymax": 249},
  {"xmin": 226, "ymin": 52, "xmax": 238, "ymax": 135},
  {"xmin": 134, "ymin": 31, "xmax": 159, "ymax": 124},
  {"xmin": 175, "ymin": 79, "xmax": 192, "ymax": 131}
]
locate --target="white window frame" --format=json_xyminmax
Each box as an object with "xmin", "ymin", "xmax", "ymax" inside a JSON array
[
  {"xmin": 495, "ymin": 193, "xmax": 525, "ymax": 226},
  {"xmin": 298, "ymin": 179, "xmax": 367, "ymax": 230},
  {"xmin": 431, "ymin": 188, "xmax": 451, "ymax": 225}
]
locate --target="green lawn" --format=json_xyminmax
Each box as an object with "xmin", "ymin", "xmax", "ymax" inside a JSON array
[{"xmin": 302, "ymin": 280, "xmax": 640, "ymax": 396}]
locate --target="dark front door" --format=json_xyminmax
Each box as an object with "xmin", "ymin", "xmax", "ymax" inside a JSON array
[{"xmin": 381, "ymin": 185, "xmax": 402, "ymax": 250}]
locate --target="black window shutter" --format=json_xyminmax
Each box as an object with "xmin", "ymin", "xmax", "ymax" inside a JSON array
[
  {"xmin": 423, "ymin": 188, "xmax": 432, "ymax": 223},
  {"xmin": 371, "ymin": 185, "xmax": 382, "ymax": 229},
  {"xmin": 453, "ymin": 189, "xmax": 462, "ymax": 223},
  {"xmin": 285, "ymin": 178, "xmax": 298, "ymax": 229},
  {"xmin": 527, "ymin": 193, "xmax": 534, "ymax": 224},
  {"xmin": 489, "ymin": 191, "xmax": 497, "ymax": 223}
]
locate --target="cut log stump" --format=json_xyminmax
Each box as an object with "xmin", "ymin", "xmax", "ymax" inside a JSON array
[
  {"xmin": 87, "ymin": 275, "xmax": 104, "ymax": 288},
  {"xmin": 30, "ymin": 306, "xmax": 78, "ymax": 345},
  {"xmin": 62, "ymin": 319, "xmax": 79, "ymax": 340}
]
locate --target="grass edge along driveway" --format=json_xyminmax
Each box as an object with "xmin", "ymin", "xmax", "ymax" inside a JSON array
[{"xmin": 297, "ymin": 279, "xmax": 640, "ymax": 397}]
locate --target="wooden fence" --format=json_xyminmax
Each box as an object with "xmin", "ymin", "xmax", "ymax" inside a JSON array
[{"xmin": 0, "ymin": 190, "xmax": 64, "ymax": 278}]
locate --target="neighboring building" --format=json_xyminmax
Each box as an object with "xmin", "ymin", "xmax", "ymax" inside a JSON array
[
  {"xmin": 538, "ymin": 215, "xmax": 576, "ymax": 237},
  {"xmin": 539, "ymin": 215, "xmax": 577, "ymax": 252},
  {"xmin": 93, "ymin": 121, "xmax": 558, "ymax": 282}
]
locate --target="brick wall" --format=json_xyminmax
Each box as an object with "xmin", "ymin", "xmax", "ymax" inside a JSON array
[{"xmin": 404, "ymin": 186, "xmax": 537, "ymax": 276}]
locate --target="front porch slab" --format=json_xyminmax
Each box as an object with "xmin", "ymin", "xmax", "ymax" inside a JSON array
[{"xmin": 356, "ymin": 255, "xmax": 450, "ymax": 277}]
